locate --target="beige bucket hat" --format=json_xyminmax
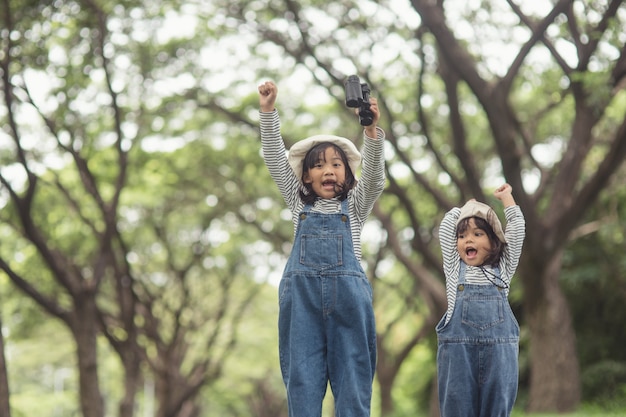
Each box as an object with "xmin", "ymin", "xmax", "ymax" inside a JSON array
[
  {"xmin": 457, "ymin": 200, "xmax": 506, "ymax": 243},
  {"xmin": 287, "ymin": 135, "xmax": 361, "ymax": 181}
]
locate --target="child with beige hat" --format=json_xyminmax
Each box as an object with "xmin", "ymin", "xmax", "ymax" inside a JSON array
[
  {"xmin": 436, "ymin": 184, "xmax": 526, "ymax": 416},
  {"xmin": 258, "ymin": 80, "xmax": 385, "ymax": 417}
]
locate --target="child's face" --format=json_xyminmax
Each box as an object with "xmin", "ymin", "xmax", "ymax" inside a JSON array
[
  {"xmin": 303, "ymin": 147, "xmax": 347, "ymax": 199},
  {"xmin": 457, "ymin": 218, "xmax": 494, "ymax": 267}
]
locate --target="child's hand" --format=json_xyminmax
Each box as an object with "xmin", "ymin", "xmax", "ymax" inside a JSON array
[
  {"xmin": 364, "ymin": 97, "xmax": 380, "ymax": 138},
  {"xmin": 258, "ymin": 81, "xmax": 277, "ymax": 112},
  {"xmin": 494, "ymin": 183, "xmax": 516, "ymax": 207}
]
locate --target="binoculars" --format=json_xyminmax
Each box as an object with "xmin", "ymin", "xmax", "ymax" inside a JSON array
[{"xmin": 344, "ymin": 75, "xmax": 374, "ymax": 126}]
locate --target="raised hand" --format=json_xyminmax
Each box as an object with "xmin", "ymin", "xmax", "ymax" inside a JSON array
[{"xmin": 258, "ymin": 81, "xmax": 277, "ymax": 112}]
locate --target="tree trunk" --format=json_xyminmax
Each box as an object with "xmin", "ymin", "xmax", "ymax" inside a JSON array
[
  {"xmin": 73, "ymin": 296, "xmax": 105, "ymax": 417},
  {"xmin": 428, "ymin": 380, "xmax": 439, "ymax": 417},
  {"xmin": 522, "ymin": 249, "xmax": 581, "ymax": 412},
  {"xmin": 0, "ymin": 316, "xmax": 11, "ymax": 417},
  {"xmin": 119, "ymin": 352, "xmax": 141, "ymax": 417},
  {"xmin": 376, "ymin": 348, "xmax": 395, "ymax": 416}
]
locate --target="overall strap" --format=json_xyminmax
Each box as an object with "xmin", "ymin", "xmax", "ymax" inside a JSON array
[
  {"xmin": 294, "ymin": 204, "xmax": 313, "ymax": 236},
  {"xmin": 340, "ymin": 198, "xmax": 352, "ymax": 235},
  {"xmin": 458, "ymin": 261, "xmax": 467, "ymax": 285},
  {"xmin": 340, "ymin": 199, "xmax": 349, "ymax": 213}
]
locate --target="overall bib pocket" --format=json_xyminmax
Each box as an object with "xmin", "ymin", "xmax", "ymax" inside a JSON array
[
  {"xmin": 299, "ymin": 234, "xmax": 343, "ymax": 268},
  {"xmin": 461, "ymin": 295, "xmax": 505, "ymax": 330}
]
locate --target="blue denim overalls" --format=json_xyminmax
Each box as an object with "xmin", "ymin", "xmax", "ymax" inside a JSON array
[
  {"xmin": 278, "ymin": 200, "xmax": 377, "ymax": 417},
  {"xmin": 436, "ymin": 262, "xmax": 519, "ymax": 417}
]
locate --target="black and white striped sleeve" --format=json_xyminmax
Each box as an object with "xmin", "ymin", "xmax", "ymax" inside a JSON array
[
  {"xmin": 259, "ymin": 110, "xmax": 301, "ymax": 213},
  {"xmin": 499, "ymin": 205, "xmax": 525, "ymax": 284},
  {"xmin": 351, "ymin": 127, "xmax": 386, "ymax": 223},
  {"xmin": 439, "ymin": 207, "xmax": 461, "ymax": 323}
]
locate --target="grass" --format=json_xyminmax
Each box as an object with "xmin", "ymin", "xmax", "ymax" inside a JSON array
[{"xmin": 511, "ymin": 404, "xmax": 626, "ymax": 417}]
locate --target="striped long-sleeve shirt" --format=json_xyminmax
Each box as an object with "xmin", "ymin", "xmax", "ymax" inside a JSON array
[
  {"xmin": 259, "ymin": 109, "xmax": 385, "ymax": 260},
  {"xmin": 439, "ymin": 205, "xmax": 525, "ymax": 325}
]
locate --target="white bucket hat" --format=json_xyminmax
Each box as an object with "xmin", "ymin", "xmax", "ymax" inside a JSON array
[
  {"xmin": 457, "ymin": 200, "xmax": 506, "ymax": 243},
  {"xmin": 287, "ymin": 135, "xmax": 362, "ymax": 181}
]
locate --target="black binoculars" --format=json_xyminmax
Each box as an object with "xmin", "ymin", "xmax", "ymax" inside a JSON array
[{"xmin": 344, "ymin": 75, "xmax": 374, "ymax": 126}]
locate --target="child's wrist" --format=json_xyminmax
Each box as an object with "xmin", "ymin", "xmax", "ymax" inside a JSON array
[
  {"xmin": 365, "ymin": 125, "xmax": 382, "ymax": 139},
  {"xmin": 501, "ymin": 196, "xmax": 515, "ymax": 207}
]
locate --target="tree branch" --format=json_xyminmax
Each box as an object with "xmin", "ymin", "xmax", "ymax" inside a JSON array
[
  {"xmin": 504, "ymin": 0, "xmax": 574, "ymax": 91},
  {"xmin": 0, "ymin": 257, "xmax": 70, "ymax": 320}
]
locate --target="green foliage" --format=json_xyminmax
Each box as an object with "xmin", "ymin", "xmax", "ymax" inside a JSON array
[
  {"xmin": 386, "ymin": 343, "xmax": 436, "ymax": 416},
  {"xmin": 5, "ymin": 316, "xmax": 79, "ymax": 417},
  {"xmin": 562, "ymin": 178, "xmax": 626, "ymax": 405},
  {"xmin": 2, "ymin": 0, "xmax": 626, "ymax": 416},
  {"xmin": 201, "ymin": 284, "xmax": 287, "ymax": 417},
  {"xmin": 581, "ymin": 361, "xmax": 626, "ymax": 407}
]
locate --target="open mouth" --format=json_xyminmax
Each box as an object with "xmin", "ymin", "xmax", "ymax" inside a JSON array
[
  {"xmin": 465, "ymin": 248, "xmax": 478, "ymax": 259},
  {"xmin": 322, "ymin": 180, "xmax": 337, "ymax": 190}
]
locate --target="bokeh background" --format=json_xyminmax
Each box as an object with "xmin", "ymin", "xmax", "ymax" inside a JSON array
[{"xmin": 1, "ymin": 1, "xmax": 625, "ymax": 416}]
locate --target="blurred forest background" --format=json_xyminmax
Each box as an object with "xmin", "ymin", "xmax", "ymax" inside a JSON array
[{"xmin": 1, "ymin": 0, "xmax": 626, "ymax": 416}]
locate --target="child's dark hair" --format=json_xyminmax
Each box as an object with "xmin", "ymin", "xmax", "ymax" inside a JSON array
[
  {"xmin": 456, "ymin": 216, "xmax": 505, "ymax": 266},
  {"xmin": 299, "ymin": 142, "xmax": 356, "ymax": 204}
]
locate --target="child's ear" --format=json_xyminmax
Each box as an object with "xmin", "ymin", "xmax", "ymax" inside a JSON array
[{"xmin": 303, "ymin": 172, "xmax": 312, "ymax": 184}]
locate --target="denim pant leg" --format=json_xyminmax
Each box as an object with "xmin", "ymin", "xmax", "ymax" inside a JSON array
[
  {"xmin": 325, "ymin": 272, "xmax": 377, "ymax": 417},
  {"xmin": 438, "ymin": 341, "xmax": 518, "ymax": 417},
  {"xmin": 479, "ymin": 342, "xmax": 519, "ymax": 417},
  {"xmin": 278, "ymin": 273, "xmax": 328, "ymax": 417},
  {"xmin": 437, "ymin": 341, "xmax": 480, "ymax": 417}
]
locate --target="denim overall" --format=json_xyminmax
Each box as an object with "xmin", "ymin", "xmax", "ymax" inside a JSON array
[
  {"xmin": 278, "ymin": 200, "xmax": 377, "ymax": 417},
  {"xmin": 436, "ymin": 262, "xmax": 519, "ymax": 417}
]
